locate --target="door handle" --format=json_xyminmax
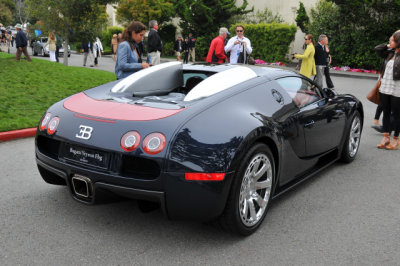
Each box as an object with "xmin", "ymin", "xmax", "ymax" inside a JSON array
[{"xmin": 304, "ymin": 120, "xmax": 315, "ymax": 128}]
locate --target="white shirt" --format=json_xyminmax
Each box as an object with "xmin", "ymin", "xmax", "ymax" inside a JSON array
[
  {"xmin": 225, "ymin": 36, "xmax": 252, "ymax": 64},
  {"xmin": 380, "ymin": 59, "xmax": 400, "ymax": 97}
]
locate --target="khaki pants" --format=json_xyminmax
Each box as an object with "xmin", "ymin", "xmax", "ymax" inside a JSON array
[
  {"xmin": 15, "ymin": 46, "xmax": 32, "ymax": 61},
  {"xmin": 150, "ymin": 51, "xmax": 161, "ymax": 65},
  {"xmin": 188, "ymin": 48, "xmax": 195, "ymax": 62}
]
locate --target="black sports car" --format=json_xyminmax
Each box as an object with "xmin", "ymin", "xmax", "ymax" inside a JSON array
[{"xmin": 35, "ymin": 62, "xmax": 363, "ymax": 235}]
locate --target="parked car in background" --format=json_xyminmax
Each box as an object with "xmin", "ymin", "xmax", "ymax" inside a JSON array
[{"xmin": 32, "ymin": 37, "xmax": 71, "ymax": 57}]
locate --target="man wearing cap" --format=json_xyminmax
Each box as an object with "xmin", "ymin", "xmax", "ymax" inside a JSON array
[
  {"xmin": 206, "ymin": 27, "xmax": 230, "ymax": 64},
  {"xmin": 15, "ymin": 24, "xmax": 32, "ymax": 62}
]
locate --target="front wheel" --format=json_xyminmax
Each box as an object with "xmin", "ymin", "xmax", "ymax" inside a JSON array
[
  {"xmin": 340, "ymin": 111, "xmax": 362, "ymax": 163},
  {"xmin": 219, "ymin": 143, "xmax": 275, "ymax": 236}
]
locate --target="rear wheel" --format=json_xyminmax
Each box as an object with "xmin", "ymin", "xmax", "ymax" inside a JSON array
[
  {"xmin": 341, "ymin": 111, "xmax": 361, "ymax": 163},
  {"xmin": 37, "ymin": 165, "xmax": 66, "ymax": 185},
  {"xmin": 219, "ymin": 143, "xmax": 275, "ymax": 236}
]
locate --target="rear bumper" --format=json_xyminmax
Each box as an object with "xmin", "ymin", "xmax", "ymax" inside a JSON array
[{"xmin": 36, "ymin": 148, "xmax": 234, "ymax": 221}]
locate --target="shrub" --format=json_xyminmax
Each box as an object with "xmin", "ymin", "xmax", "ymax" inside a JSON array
[
  {"xmin": 162, "ymin": 41, "xmax": 175, "ymax": 57},
  {"xmin": 101, "ymin": 26, "xmax": 124, "ymax": 53},
  {"xmin": 229, "ymin": 23, "xmax": 297, "ymax": 62}
]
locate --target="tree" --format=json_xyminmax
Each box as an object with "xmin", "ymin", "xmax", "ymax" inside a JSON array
[
  {"xmin": 26, "ymin": 0, "xmax": 112, "ymax": 66},
  {"xmin": 0, "ymin": 0, "xmax": 15, "ymax": 25},
  {"xmin": 171, "ymin": 0, "xmax": 252, "ymax": 59},
  {"xmin": 307, "ymin": 0, "xmax": 400, "ymax": 69},
  {"xmin": 295, "ymin": 2, "xmax": 309, "ymax": 34},
  {"xmin": 13, "ymin": 0, "xmax": 29, "ymax": 25},
  {"xmin": 172, "ymin": 0, "xmax": 252, "ymax": 38},
  {"xmin": 116, "ymin": 0, "xmax": 174, "ymax": 27}
]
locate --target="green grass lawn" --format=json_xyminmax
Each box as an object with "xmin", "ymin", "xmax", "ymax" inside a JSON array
[{"xmin": 0, "ymin": 52, "xmax": 116, "ymax": 132}]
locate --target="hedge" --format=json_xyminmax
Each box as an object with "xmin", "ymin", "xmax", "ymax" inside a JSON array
[{"xmin": 229, "ymin": 23, "xmax": 297, "ymax": 62}]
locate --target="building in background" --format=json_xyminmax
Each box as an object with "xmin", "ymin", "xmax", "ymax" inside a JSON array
[{"xmin": 106, "ymin": 4, "xmax": 122, "ymax": 27}]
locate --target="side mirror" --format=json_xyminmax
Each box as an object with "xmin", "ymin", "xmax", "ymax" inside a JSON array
[{"xmin": 323, "ymin": 88, "xmax": 337, "ymax": 98}]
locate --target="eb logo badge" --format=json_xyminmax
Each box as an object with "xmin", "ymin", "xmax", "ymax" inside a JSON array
[{"xmin": 75, "ymin": 125, "xmax": 93, "ymax": 140}]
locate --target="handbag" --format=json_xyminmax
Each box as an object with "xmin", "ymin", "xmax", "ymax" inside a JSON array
[{"xmin": 366, "ymin": 79, "xmax": 381, "ymax": 105}]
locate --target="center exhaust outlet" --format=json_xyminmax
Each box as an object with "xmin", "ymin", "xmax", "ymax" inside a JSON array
[{"xmin": 71, "ymin": 175, "xmax": 93, "ymax": 198}]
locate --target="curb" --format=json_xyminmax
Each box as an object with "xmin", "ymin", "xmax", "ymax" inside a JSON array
[{"xmin": 0, "ymin": 128, "xmax": 37, "ymax": 142}]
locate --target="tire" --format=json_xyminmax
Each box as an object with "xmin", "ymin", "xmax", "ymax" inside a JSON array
[
  {"xmin": 41, "ymin": 48, "xmax": 46, "ymax": 57},
  {"xmin": 340, "ymin": 111, "xmax": 362, "ymax": 163},
  {"xmin": 37, "ymin": 165, "xmax": 66, "ymax": 185},
  {"xmin": 218, "ymin": 143, "xmax": 275, "ymax": 236},
  {"xmin": 33, "ymin": 48, "xmax": 37, "ymax": 56}
]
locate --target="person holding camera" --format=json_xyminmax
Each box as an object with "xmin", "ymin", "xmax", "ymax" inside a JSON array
[
  {"xmin": 225, "ymin": 25, "xmax": 252, "ymax": 64},
  {"xmin": 293, "ymin": 34, "xmax": 316, "ymax": 78}
]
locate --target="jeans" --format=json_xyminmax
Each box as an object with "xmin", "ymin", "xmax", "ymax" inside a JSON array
[{"xmin": 380, "ymin": 92, "xmax": 400, "ymax": 137}]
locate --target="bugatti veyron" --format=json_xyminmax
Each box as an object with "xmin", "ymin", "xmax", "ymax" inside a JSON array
[{"xmin": 35, "ymin": 62, "xmax": 363, "ymax": 235}]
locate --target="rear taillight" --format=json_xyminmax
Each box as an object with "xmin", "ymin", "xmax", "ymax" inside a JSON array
[
  {"xmin": 40, "ymin": 113, "xmax": 52, "ymax": 131},
  {"xmin": 121, "ymin": 131, "xmax": 141, "ymax": 152},
  {"xmin": 185, "ymin": 173, "xmax": 225, "ymax": 181},
  {"xmin": 47, "ymin": 117, "xmax": 60, "ymax": 135},
  {"xmin": 142, "ymin": 133, "xmax": 166, "ymax": 155}
]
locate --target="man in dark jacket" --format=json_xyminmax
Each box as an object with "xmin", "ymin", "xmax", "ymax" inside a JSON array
[
  {"xmin": 147, "ymin": 20, "xmax": 162, "ymax": 65},
  {"xmin": 314, "ymin": 34, "xmax": 334, "ymax": 88},
  {"xmin": 173, "ymin": 35, "xmax": 183, "ymax": 61},
  {"xmin": 15, "ymin": 24, "xmax": 32, "ymax": 62},
  {"xmin": 188, "ymin": 33, "xmax": 196, "ymax": 62}
]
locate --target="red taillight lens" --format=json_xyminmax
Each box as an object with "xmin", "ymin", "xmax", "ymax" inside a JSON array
[
  {"xmin": 142, "ymin": 133, "xmax": 166, "ymax": 155},
  {"xmin": 40, "ymin": 113, "xmax": 52, "ymax": 131},
  {"xmin": 47, "ymin": 117, "xmax": 60, "ymax": 135},
  {"xmin": 185, "ymin": 173, "xmax": 225, "ymax": 181},
  {"xmin": 121, "ymin": 131, "xmax": 141, "ymax": 152}
]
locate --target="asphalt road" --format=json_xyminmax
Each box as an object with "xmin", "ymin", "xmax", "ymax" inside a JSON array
[{"xmin": 1, "ymin": 52, "xmax": 400, "ymax": 265}]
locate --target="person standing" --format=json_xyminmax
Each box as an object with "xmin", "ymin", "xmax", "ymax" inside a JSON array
[
  {"xmin": 182, "ymin": 37, "xmax": 190, "ymax": 64},
  {"xmin": 188, "ymin": 33, "xmax": 196, "ymax": 62},
  {"xmin": 54, "ymin": 30, "xmax": 62, "ymax": 62},
  {"xmin": 174, "ymin": 35, "xmax": 183, "ymax": 61},
  {"xmin": 225, "ymin": 25, "xmax": 252, "ymax": 64},
  {"xmin": 44, "ymin": 31, "xmax": 57, "ymax": 62},
  {"xmin": 293, "ymin": 34, "xmax": 316, "ymax": 78},
  {"xmin": 111, "ymin": 34, "xmax": 118, "ymax": 61},
  {"xmin": 5, "ymin": 32, "xmax": 11, "ymax": 53},
  {"xmin": 314, "ymin": 34, "xmax": 335, "ymax": 88},
  {"xmin": 375, "ymin": 32, "xmax": 400, "ymax": 150},
  {"xmin": 147, "ymin": 20, "xmax": 162, "ymax": 65},
  {"xmin": 115, "ymin": 21, "xmax": 151, "ymax": 79},
  {"xmin": 15, "ymin": 24, "xmax": 32, "ymax": 62},
  {"xmin": 81, "ymin": 40, "xmax": 93, "ymax": 67},
  {"xmin": 206, "ymin": 27, "xmax": 230, "ymax": 64},
  {"xmin": 93, "ymin": 37, "xmax": 103, "ymax": 67}
]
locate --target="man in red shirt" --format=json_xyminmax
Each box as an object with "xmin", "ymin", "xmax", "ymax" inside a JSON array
[{"xmin": 206, "ymin": 27, "xmax": 230, "ymax": 64}]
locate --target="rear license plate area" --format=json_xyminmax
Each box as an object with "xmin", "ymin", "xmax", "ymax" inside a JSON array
[{"xmin": 61, "ymin": 143, "xmax": 110, "ymax": 169}]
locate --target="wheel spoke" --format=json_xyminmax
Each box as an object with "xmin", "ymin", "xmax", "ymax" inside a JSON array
[
  {"xmin": 255, "ymin": 178, "xmax": 271, "ymax": 190},
  {"xmin": 255, "ymin": 194, "xmax": 268, "ymax": 209},
  {"xmin": 254, "ymin": 163, "xmax": 268, "ymax": 181},
  {"xmin": 242, "ymin": 198, "xmax": 249, "ymax": 217},
  {"xmin": 248, "ymin": 200, "xmax": 257, "ymax": 221}
]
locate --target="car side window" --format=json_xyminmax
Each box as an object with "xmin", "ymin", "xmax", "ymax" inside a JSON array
[{"xmin": 276, "ymin": 77, "xmax": 321, "ymax": 108}]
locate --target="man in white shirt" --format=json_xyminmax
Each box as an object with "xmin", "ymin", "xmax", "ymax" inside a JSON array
[{"xmin": 225, "ymin": 25, "xmax": 252, "ymax": 64}]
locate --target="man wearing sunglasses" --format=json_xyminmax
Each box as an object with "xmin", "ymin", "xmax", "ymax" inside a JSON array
[{"xmin": 225, "ymin": 25, "xmax": 252, "ymax": 64}]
